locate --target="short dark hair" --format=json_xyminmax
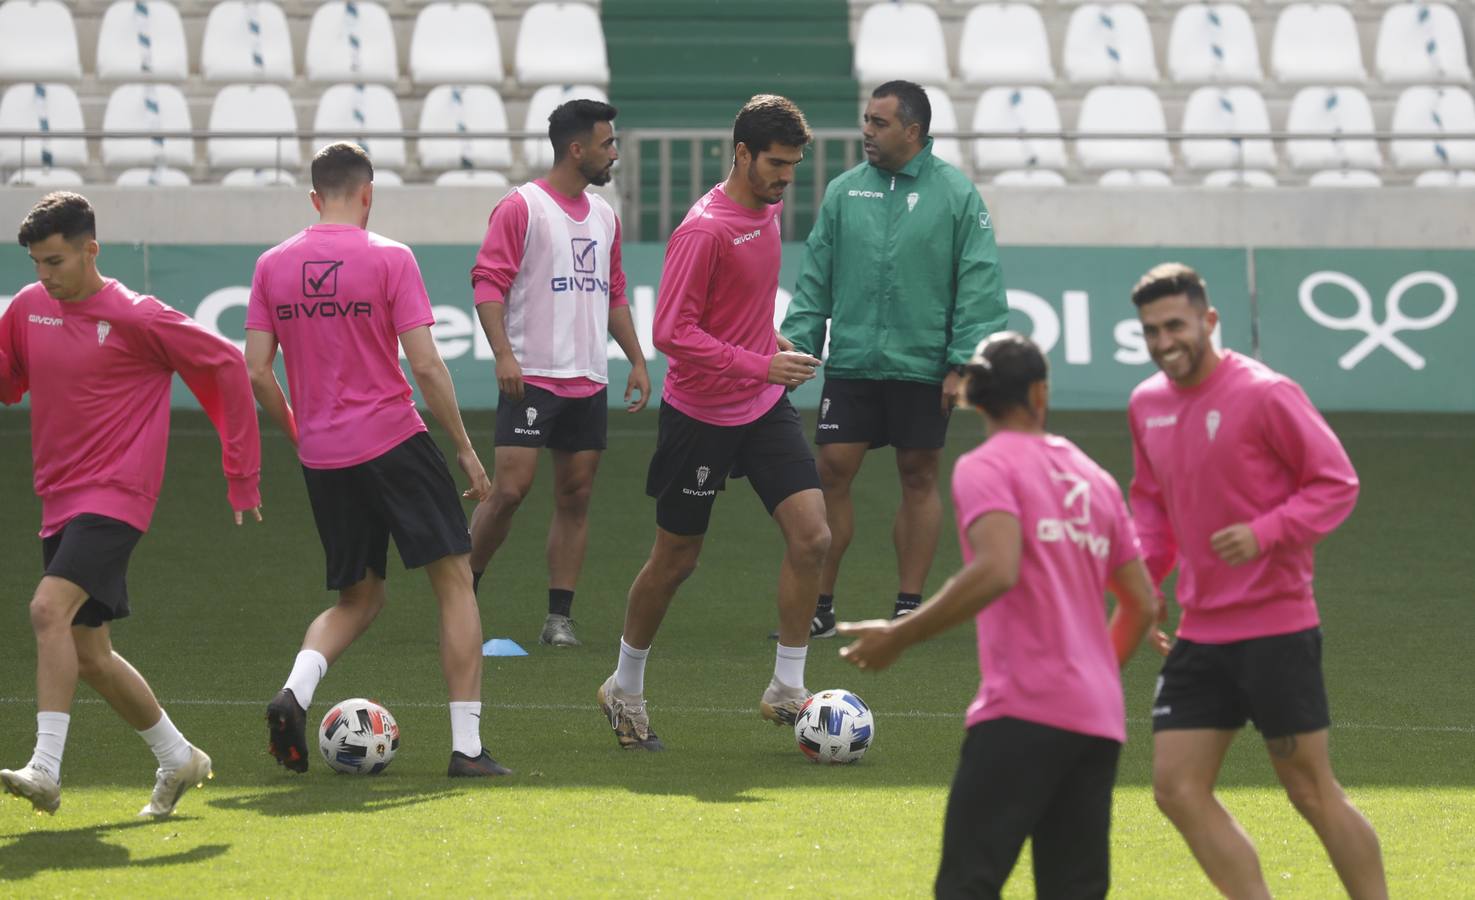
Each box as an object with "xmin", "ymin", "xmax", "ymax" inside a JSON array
[
  {"xmin": 872, "ymin": 80, "xmax": 931, "ymax": 139},
  {"xmin": 549, "ymin": 99, "xmax": 618, "ymax": 163},
  {"xmin": 1131, "ymin": 262, "xmax": 1209, "ymax": 308},
  {"xmin": 732, "ymin": 94, "xmax": 812, "ymax": 156},
  {"xmin": 17, "ymin": 191, "xmax": 95, "ymax": 247},
  {"xmin": 963, "ymin": 332, "xmax": 1049, "ymax": 418},
  {"xmin": 311, "ymin": 141, "xmax": 375, "ymax": 197}
]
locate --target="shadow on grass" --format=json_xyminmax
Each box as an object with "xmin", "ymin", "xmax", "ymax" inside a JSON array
[
  {"xmin": 0, "ymin": 817, "xmax": 228, "ymax": 881},
  {"xmin": 207, "ymin": 782, "xmax": 462, "ymax": 817}
]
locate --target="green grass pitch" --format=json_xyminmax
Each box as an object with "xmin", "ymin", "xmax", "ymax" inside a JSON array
[{"xmin": 0, "ymin": 408, "xmax": 1471, "ymax": 897}]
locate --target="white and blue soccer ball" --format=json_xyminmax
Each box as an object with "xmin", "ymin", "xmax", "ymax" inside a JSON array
[
  {"xmin": 794, "ymin": 689, "xmax": 874, "ymax": 765},
  {"xmin": 319, "ymin": 698, "xmax": 399, "ymax": 775}
]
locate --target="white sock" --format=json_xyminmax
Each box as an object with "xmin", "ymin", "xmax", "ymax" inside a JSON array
[
  {"xmin": 615, "ymin": 638, "xmax": 649, "ymax": 696},
  {"xmin": 775, "ymin": 643, "xmax": 808, "ymax": 690},
  {"xmin": 138, "ymin": 709, "xmax": 193, "ymax": 771},
  {"xmin": 449, "ymin": 701, "xmax": 483, "ymax": 758},
  {"xmin": 28, "ymin": 711, "xmax": 69, "ymax": 781},
  {"xmin": 283, "ymin": 649, "xmax": 328, "ymax": 711}
]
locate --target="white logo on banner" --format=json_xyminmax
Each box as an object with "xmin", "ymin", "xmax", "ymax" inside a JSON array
[{"xmin": 1298, "ymin": 271, "xmax": 1458, "ymax": 371}]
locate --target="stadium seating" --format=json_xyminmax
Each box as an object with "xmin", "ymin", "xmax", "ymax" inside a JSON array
[
  {"xmin": 1375, "ymin": 3, "xmax": 1471, "ymax": 83},
  {"xmin": 1413, "ymin": 168, "xmax": 1475, "ymax": 186},
  {"xmin": 96, "ymin": 0, "xmax": 189, "ymax": 81},
  {"xmin": 373, "ymin": 170, "xmax": 403, "ymax": 186},
  {"xmin": 1286, "ymin": 86, "xmax": 1382, "ymax": 169},
  {"xmin": 1308, "ymin": 168, "xmax": 1383, "ymax": 186},
  {"xmin": 514, "ymin": 3, "xmax": 610, "ymax": 86},
  {"xmin": 1272, "ymin": 5, "xmax": 1367, "ymax": 82},
  {"xmin": 1167, "ymin": 4, "xmax": 1263, "ymax": 83},
  {"xmin": 305, "ymin": 1, "xmax": 398, "ymax": 84},
  {"xmin": 958, "ymin": 5, "xmax": 1055, "ymax": 84},
  {"xmin": 0, "ymin": 0, "xmax": 81, "ymax": 82},
  {"xmin": 1180, "ymin": 86, "xmax": 1277, "ymax": 170},
  {"xmin": 313, "ymin": 84, "xmax": 407, "ymax": 171},
  {"xmin": 101, "ymin": 83, "xmax": 194, "ymax": 168},
  {"xmin": 434, "ymin": 170, "xmax": 512, "ymax": 187},
  {"xmin": 925, "ymin": 87, "xmax": 965, "ymax": 169},
  {"xmin": 220, "ymin": 167, "xmax": 296, "ymax": 186},
  {"xmin": 854, "ymin": 2, "xmax": 949, "ymax": 85},
  {"xmin": 7, "ymin": 167, "xmax": 84, "ymax": 186},
  {"xmin": 1076, "ymin": 86, "xmax": 1173, "ymax": 170},
  {"xmin": 991, "ymin": 169, "xmax": 1068, "ymax": 187},
  {"xmin": 1203, "ymin": 169, "xmax": 1279, "ymax": 187},
  {"xmin": 417, "ymin": 85, "xmax": 513, "ymax": 171},
  {"xmin": 1390, "ymin": 85, "xmax": 1475, "ymax": 168},
  {"xmin": 116, "ymin": 166, "xmax": 191, "ymax": 186},
  {"xmin": 971, "ymin": 87, "xmax": 1068, "ymax": 171},
  {"xmin": 207, "ymin": 84, "xmax": 300, "ymax": 170},
  {"xmin": 1063, "ymin": 4, "xmax": 1160, "ymax": 83},
  {"xmin": 201, "ymin": 1, "xmax": 294, "ymax": 82},
  {"xmin": 0, "ymin": 83, "xmax": 87, "ymax": 169},
  {"xmin": 523, "ymin": 84, "xmax": 609, "ymax": 169},
  {"xmin": 1099, "ymin": 169, "xmax": 1175, "ymax": 186},
  {"xmin": 410, "ymin": 2, "xmax": 504, "ymax": 85}
]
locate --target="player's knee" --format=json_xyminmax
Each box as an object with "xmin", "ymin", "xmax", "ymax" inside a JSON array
[
  {"xmin": 817, "ymin": 459, "xmax": 854, "ymax": 493},
  {"xmin": 1283, "ymin": 776, "xmax": 1339, "ymax": 824},
  {"xmin": 897, "ymin": 461, "xmax": 939, "ymax": 495},
  {"xmin": 28, "ymin": 593, "xmax": 71, "ymax": 635},
  {"xmin": 490, "ymin": 481, "xmax": 529, "ymax": 514},
  {"xmin": 788, "ymin": 521, "xmax": 832, "ymax": 568},
  {"xmin": 555, "ymin": 480, "xmax": 594, "ymax": 514},
  {"xmin": 1152, "ymin": 774, "xmax": 1206, "ymax": 819}
]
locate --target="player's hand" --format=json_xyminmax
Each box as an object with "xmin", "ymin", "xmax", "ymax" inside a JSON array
[
  {"xmin": 1152, "ymin": 591, "xmax": 1172, "ymax": 655},
  {"xmin": 836, "ymin": 619, "xmax": 906, "ymax": 672},
  {"xmin": 941, "ymin": 370, "xmax": 964, "ymax": 414},
  {"xmin": 495, "ymin": 353, "xmax": 524, "ymax": 402},
  {"xmin": 1210, "ymin": 523, "xmax": 1260, "ymax": 566},
  {"xmin": 234, "ymin": 506, "xmax": 263, "ymax": 526},
  {"xmin": 775, "ymin": 332, "xmax": 795, "ymax": 352},
  {"xmin": 767, "ymin": 351, "xmax": 821, "ymax": 388},
  {"xmin": 457, "ymin": 447, "xmax": 492, "ymax": 501},
  {"xmin": 625, "ymin": 365, "xmax": 651, "ymax": 413}
]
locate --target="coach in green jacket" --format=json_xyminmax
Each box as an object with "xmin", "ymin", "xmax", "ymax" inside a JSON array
[{"xmin": 781, "ymin": 80, "xmax": 1009, "ymax": 635}]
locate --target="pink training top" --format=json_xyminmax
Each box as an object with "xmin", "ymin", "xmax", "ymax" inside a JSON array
[
  {"xmin": 245, "ymin": 224, "xmax": 432, "ymax": 469},
  {"xmin": 1128, "ymin": 351, "xmax": 1359, "ymax": 644},
  {"xmin": 471, "ymin": 180, "xmax": 628, "ymax": 399},
  {"xmin": 0, "ymin": 279, "xmax": 261, "ymax": 537},
  {"xmin": 953, "ymin": 431, "xmax": 1143, "ymax": 743},
  {"xmin": 654, "ymin": 184, "xmax": 785, "ymax": 426}
]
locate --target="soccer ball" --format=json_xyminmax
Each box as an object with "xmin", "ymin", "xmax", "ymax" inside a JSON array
[
  {"xmin": 319, "ymin": 698, "xmax": 399, "ymax": 775},
  {"xmin": 794, "ymin": 689, "xmax": 874, "ymax": 765}
]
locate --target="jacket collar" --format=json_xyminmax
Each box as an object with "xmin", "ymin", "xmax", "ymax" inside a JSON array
[{"xmin": 873, "ymin": 137, "xmax": 934, "ymax": 179}]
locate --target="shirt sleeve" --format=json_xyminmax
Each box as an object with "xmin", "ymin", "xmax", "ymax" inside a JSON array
[
  {"xmin": 951, "ymin": 453, "xmax": 1018, "ymax": 532},
  {"xmin": 243, "ymin": 252, "xmax": 274, "ymax": 334},
  {"xmin": 0, "ymin": 299, "xmax": 29, "ymax": 405},
  {"xmin": 652, "ymin": 230, "xmax": 771, "ymax": 382},
  {"xmin": 1107, "ymin": 477, "xmax": 1145, "ymax": 572},
  {"xmin": 947, "ymin": 189, "xmax": 1010, "ymax": 367},
  {"xmin": 608, "ymin": 215, "xmax": 629, "ymax": 310},
  {"xmin": 390, "ymin": 247, "xmax": 437, "ymax": 335},
  {"xmin": 139, "ymin": 300, "xmax": 262, "ymax": 511},
  {"xmin": 470, "ymin": 192, "xmax": 529, "ymax": 305},
  {"xmin": 1247, "ymin": 380, "xmax": 1360, "ymax": 553},
  {"xmin": 1127, "ymin": 407, "xmax": 1179, "ymax": 585},
  {"xmin": 780, "ymin": 185, "xmax": 836, "ymax": 357}
]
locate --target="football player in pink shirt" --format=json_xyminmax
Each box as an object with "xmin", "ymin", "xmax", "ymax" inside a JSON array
[
  {"xmin": 468, "ymin": 98, "xmax": 649, "ymax": 648},
  {"xmin": 246, "ymin": 143, "xmax": 507, "ymax": 778},
  {"xmin": 838, "ymin": 332, "xmax": 1158, "ymax": 898},
  {"xmin": 595, "ymin": 96, "xmax": 831, "ymax": 751},
  {"xmin": 0, "ymin": 192, "xmax": 262, "ymax": 817},
  {"xmin": 1128, "ymin": 263, "xmax": 1386, "ymax": 899}
]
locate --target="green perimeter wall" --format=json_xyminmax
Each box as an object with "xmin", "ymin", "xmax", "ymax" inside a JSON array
[{"xmin": 2, "ymin": 244, "xmax": 1471, "ymax": 412}]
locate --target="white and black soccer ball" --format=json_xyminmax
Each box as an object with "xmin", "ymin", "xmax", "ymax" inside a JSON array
[
  {"xmin": 794, "ymin": 689, "xmax": 874, "ymax": 765},
  {"xmin": 319, "ymin": 698, "xmax": 399, "ymax": 775}
]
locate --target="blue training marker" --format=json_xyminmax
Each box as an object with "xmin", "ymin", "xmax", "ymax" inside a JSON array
[{"xmin": 482, "ymin": 638, "xmax": 529, "ymax": 657}]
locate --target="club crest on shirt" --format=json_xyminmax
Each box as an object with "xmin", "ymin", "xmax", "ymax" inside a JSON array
[
  {"xmin": 526, "ymin": 407, "xmax": 537, "ymax": 428},
  {"xmin": 821, "ymin": 398, "xmax": 831, "ymax": 420},
  {"xmin": 906, "ymin": 192, "xmax": 919, "ymax": 213},
  {"xmin": 696, "ymin": 465, "xmax": 710, "ymax": 488},
  {"xmin": 97, "ymin": 320, "xmax": 111, "ymax": 346},
  {"xmin": 1206, "ymin": 410, "xmax": 1222, "ymax": 441}
]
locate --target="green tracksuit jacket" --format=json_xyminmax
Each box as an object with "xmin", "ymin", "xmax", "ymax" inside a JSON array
[{"xmin": 781, "ymin": 139, "xmax": 1009, "ymax": 384}]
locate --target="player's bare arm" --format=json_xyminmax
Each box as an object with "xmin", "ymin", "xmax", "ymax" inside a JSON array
[
  {"xmin": 474, "ymin": 297, "xmax": 524, "ymax": 402},
  {"xmin": 400, "ymin": 325, "xmax": 491, "ymax": 501},
  {"xmin": 244, "ymin": 328, "xmax": 298, "ymax": 447},
  {"xmin": 1106, "ymin": 559, "xmax": 1158, "ymax": 668},
  {"xmin": 768, "ymin": 351, "xmax": 821, "ymax": 387},
  {"xmin": 607, "ymin": 304, "xmax": 650, "ymax": 412}
]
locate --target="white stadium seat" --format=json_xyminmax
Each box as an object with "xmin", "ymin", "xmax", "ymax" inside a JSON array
[
  {"xmin": 924, "ymin": 87, "xmax": 964, "ymax": 169},
  {"xmin": 1390, "ymin": 86, "xmax": 1475, "ymax": 169},
  {"xmin": 313, "ymin": 84, "xmax": 407, "ymax": 171},
  {"xmin": 434, "ymin": 170, "xmax": 511, "ymax": 187},
  {"xmin": 854, "ymin": 3, "xmax": 949, "ymax": 86},
  {"xmin": 372, "ymin": 169, "xmax": 403, "ymax": 186},
  {"xmin": 1308, "ymin": 169, "xmax": 1382, "ymax": 187},
  {"xmin": 1063, "ymin": 4, "xmax": 1159, "ymax": 83},
  {"xmin": 1099, "ymin": 169, "xmax": 1173, "ymax": 186},
  {"xmin": 522, "ymin": 84, "xmax": 609, "ymax": 169},
  {"xmin": 1181, "ymin": 86, "xmax": 1276, "ymax": 170},
  {"xmin": 221, "ymin": 167, "xmax": 296, "ymax": 187},
  {"xmin": 96, "ymin": 1, "xmax": 188, "ymax": 81},
  {"xmin": 1375, "ymin": 3, "xmax": 1471, "ymax": 84},
  {"xmin": 418, "ymin": 85, "xmax": 513, "ymax": 171},
  {"xmin": 0, "ymin": 0, "xmax": 81, "ymax": 82},
  {"xmin": 971, "ymin": 87, "xmax": 1068, "ymax": 171},
  {"xmin": 116, "ymin": 166, "xmax": 192, "ymax": 186},
  {"xmin": 1285, "ymin": 87, "xmax": 1381, "ymax": 170},
  {"xmin": 514, "ymin": 2, "xmax": 610, "ymax": 86},
  {"xmin": 1272, "ymin": 5, "xmax": 1366, "ymax": 83},
  {"xmin": 958, "ymin": 5, "xmax": 1054, "ymax": 84},
  {"xmin": 208, "ymin": 84, "xmax": 301, "ymax": 169},
  {"xmin": 202, "ymin": 1, "xmax": 294, "ymax": 82},
  {"xmin": 411, "ymin": 2, "xmax": 503, "ymax": 85},
  {"xmin": 991, "ymin": 169, "xmax": 1068, "ymax": 187},
  {"xmin": 1413, "ymin": 169, "xmax": 1475, "ymax": 187},
  {"xmin": 305, "ymin": 1, "xmax": 398, "ymax": 84},
  {"xmin": 1167, "ymin": 4, "xmax": 1263, "ymax": 83},
  {"xmin": 7, "ymin": 168, "xmax": 83, "ymax": 186},
  {"xmin": 0, "ymin": 83, "xmax": 87, "ymax": 169},
  {"xmin": 102, "ymin": 83, "xmax": 194, "ymax": 168},
  {"xmin": 1076, "ymin": 86, "xmax": 1172, "ymax": 170},
  {"xmin": 1203, "ymin": 169, "xmax": 1278, "ymax": 187}
]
